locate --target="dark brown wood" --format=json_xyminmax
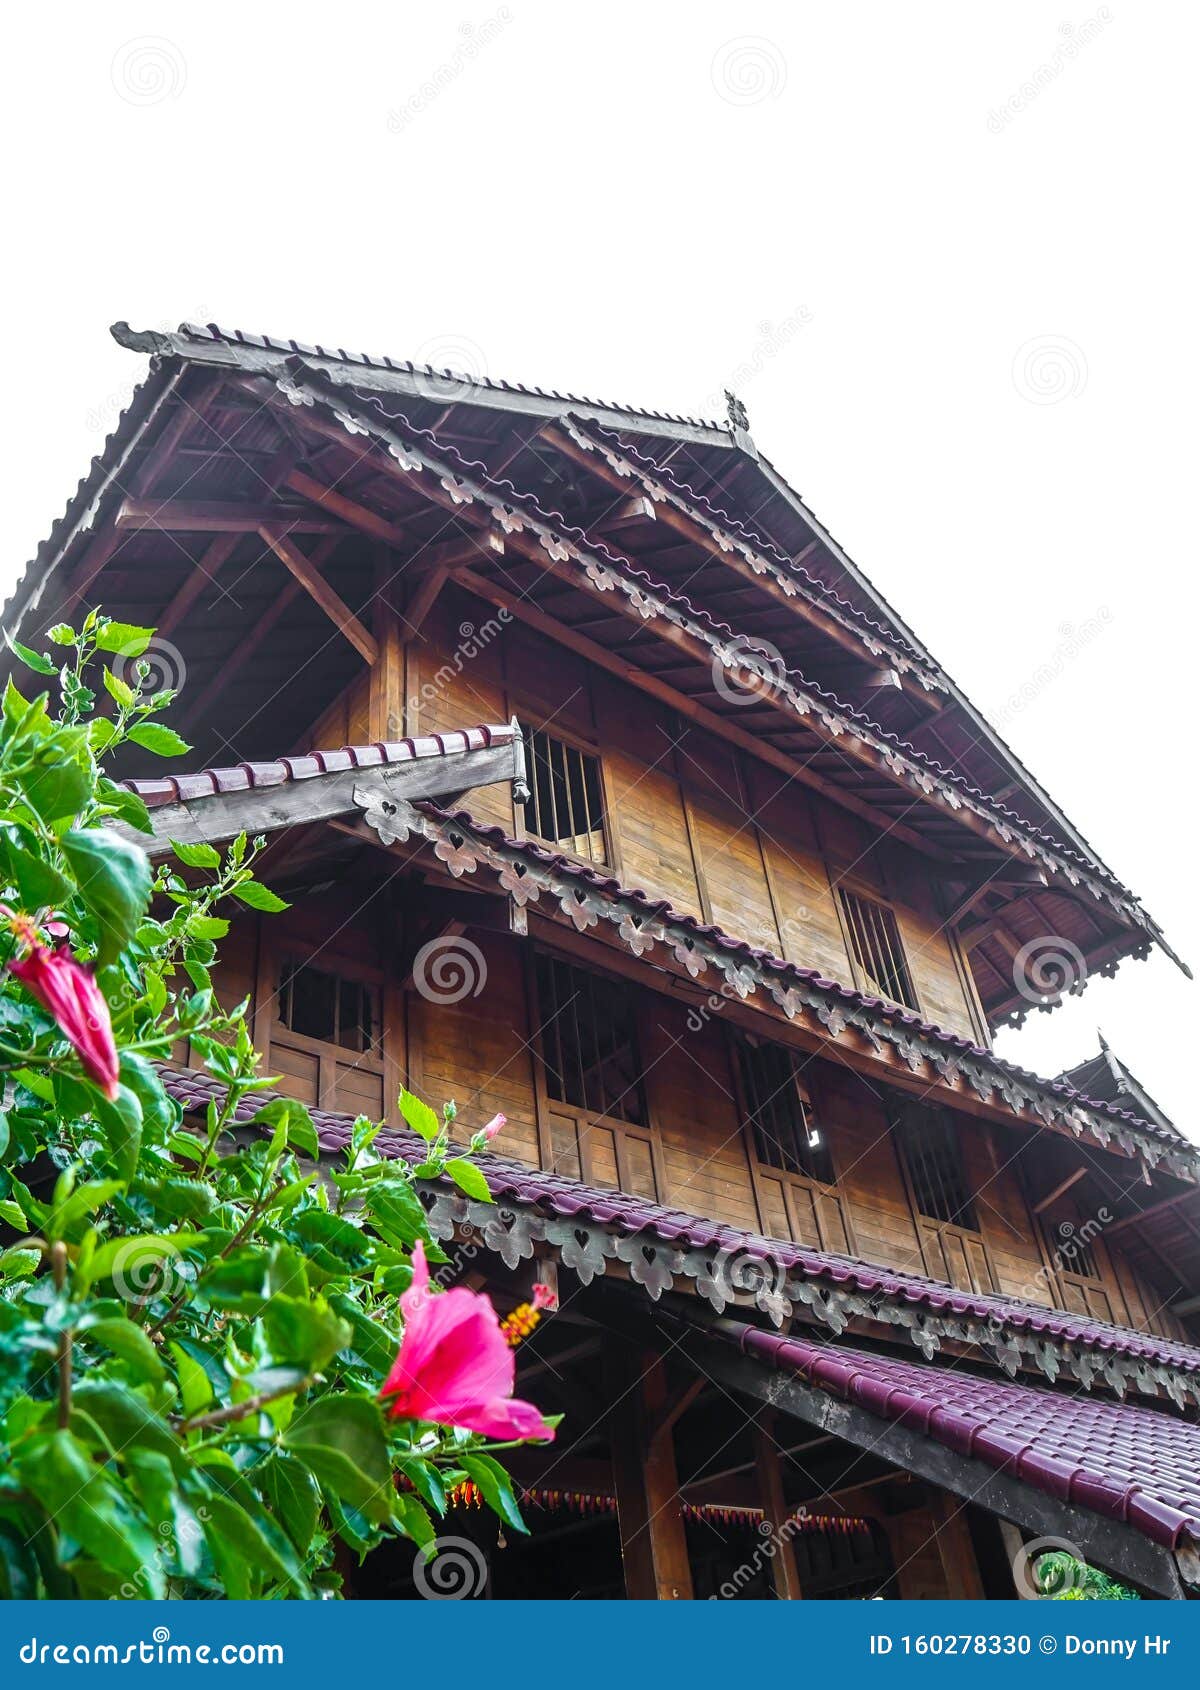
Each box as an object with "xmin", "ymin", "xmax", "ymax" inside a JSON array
[
  {"xmin": 754, "ymin": 1414, "xmax": 804, "ymax": 1599},
  {"xmin": 259, "ymin": 525, "xmax": 379, "ymax": 664},
  {"xmin": 284, "ymin": 469, "xmax": 409, "ymax": 549},
  {"xmin": 116, "ymin": 498, "xmax": 343, "ymax": 533}
]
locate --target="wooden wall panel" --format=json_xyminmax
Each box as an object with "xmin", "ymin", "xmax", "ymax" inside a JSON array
[
  {"xmin": 410, "ymin": 934, "xmax": 541, "ymax": 1167},
  {"xmin": 818, "ymin": 1069, "xmax": 924, "ymax": 1273},
  {"xmin": 640, "ymin": 1004, "xmax": 760, "ymax": 1232},
  {"xmin": 685, "ymin": 795, "xmax": 783, "ymax": 956},
  {"xmin": 410, "ymin": 596, "xmax": 514, "ymax": 833}
]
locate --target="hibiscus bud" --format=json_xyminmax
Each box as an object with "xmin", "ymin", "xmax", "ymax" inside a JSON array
[{"xmin": 8, "ymin": 939, "xmax": 120, "ymax": 1100}]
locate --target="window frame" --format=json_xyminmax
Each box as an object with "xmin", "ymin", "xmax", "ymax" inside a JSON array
[
  {"xmin": 526, "ymin": 946, "xmax": 663, "ymax": 1200},
  {"xmin": 514, "ymin": 717, "xmax": 615, "ymax": 871},
  {"xmin": 833, "ymin": 879, "xmax": 922, "ymax": 1014},
  {"xmin": 892, "ymin": 1099, "xmax": 998, "ymax": 1294},
  {"xmin": 259, "ymin": 945, "xmax": 387, "ymax": 1114}
]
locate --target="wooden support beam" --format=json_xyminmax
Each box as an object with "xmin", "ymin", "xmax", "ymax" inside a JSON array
[
  {"xmin": 1031, "ymin": 1166, "xmax": 1088, "ymax": 1215},
  {"xmin": 864, "ymin": 667, "xmax": 902, "ymax": 692},
  {"xmin": 259, "ymin": 525, "xmax": 378, "ymax": 664},
  {"xmin": 754, "ymin": 1414, "xmax": 804, "ymax": 1600},
  {"xmin": 400, "ymin": 565, "xmax": 452, "ymax": 646},
  {"xmin": 116, "ymin": 498, "xmax": 343, "ymax": 534},
  {"xmin": 604, "ymin": 1347, "xmax": 694, "ymax": 1600},
  {"xmin": 369, "ymin": 556, "xmax": 406, "ymax": 742},
  {"xmin": 156, "ymin": 532, "xmax": 241, "ymax": 639},
  {"xmin": 284, "ymin": 468, "xmax": 409, "ymax": 548},
  {"xmin": 450, "ymin": 565, "xmax": 950, "ymax": 861},
  {"xmin": 929, "ymin": 1490, "xmax": 985, "ymax": 1599}
]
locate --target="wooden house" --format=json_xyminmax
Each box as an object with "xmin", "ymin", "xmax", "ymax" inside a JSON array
[{"xmin": 7, "ymin": 321, "xmax": 1199, "ymax": 1599}]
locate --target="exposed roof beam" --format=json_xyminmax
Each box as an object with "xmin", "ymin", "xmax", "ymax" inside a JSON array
[
  {"xmin": 116, "ymin": 498, "xmax": 342, "ymax": 534},
  {"xmin": 282, "ymin": 468, "xmax": 409, "ymax": 548},
  {"xmin": 156, "ymin": 532, "xmax": 241, "ymax": 639},
  {"xmin": 258, "ymin": 525, "xmax": 378, "ymax": 664}
]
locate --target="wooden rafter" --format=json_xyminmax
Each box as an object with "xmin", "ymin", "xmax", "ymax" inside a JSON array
[
  {"xmin": 116, "ymin": 498, "xmax": 342, "ymax": 534},
  {"xmin": 283, "ymin": 468, "xmax": 409, "ymax": 548},
  {"xmin": 156, "ymin": 532, "xmax": 241, "ymax": 639},
  {"xmin": 258, "ymin": 525, "xmax": 378, "ymax": 664}
]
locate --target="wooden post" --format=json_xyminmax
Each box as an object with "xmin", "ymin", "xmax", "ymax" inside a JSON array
[
  {"xmin": 930, "ymin": 1490, "xmax": 985, "ymax": 1600},
  {"xmin": 604, "ymin": 1348, "xmax": 694, "ymax": 1600},
  {"xmin": 754, "ymin": 1414, "xmax": 804, "ymax": 1599},
  {"xmin": 369, "ymin": 554, "xmax": 406, "ymax": 742}
]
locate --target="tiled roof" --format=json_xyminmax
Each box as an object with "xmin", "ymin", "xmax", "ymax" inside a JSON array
[
  {"xmin": 291, "ymin": 363, "xmax": 1174, "ymax": 945},
  {"xmin": 416, "ymin": 800, "xmax": 1194, "ymax": 1161},
  {"xmin": 157, "ymin": 1065, "xmax": 1200, "ymax": 1381},
  {"xmin": 119, "ymin": 724, "xmax": 515, "ymax": 810},
  {"xmin": 732, "ymin": 1325, "xmax": 1200, "ymax": 1552}
]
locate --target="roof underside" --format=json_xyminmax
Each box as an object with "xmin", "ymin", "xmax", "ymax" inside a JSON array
[{"xmin": 3, "ymin": 321, "xmax": 1185, "ymax": 1026}]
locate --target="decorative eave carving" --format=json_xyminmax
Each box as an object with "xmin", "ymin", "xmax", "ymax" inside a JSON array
[
  {"xmin": 419, "ymin": 1183, "xmax": 1200, "ymax": 1413},
  {"xmin": 351, "ymin": 788, "xmax": 1198, "ymax": 1183}
]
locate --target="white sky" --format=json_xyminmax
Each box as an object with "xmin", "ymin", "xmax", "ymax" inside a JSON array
[{"xmin": 3, "ymin": 2, "xmax": 1196, "ymax": 1136}]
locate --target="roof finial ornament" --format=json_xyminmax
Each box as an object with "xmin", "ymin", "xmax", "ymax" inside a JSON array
[{"xmin": 723, "ymin": 389, "xmax": 758, "ymax": 459}]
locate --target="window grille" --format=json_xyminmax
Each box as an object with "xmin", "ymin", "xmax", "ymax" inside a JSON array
[
  {"xmin": 277, "ymin": 960, "xmax": 378, "ymax": 1054},
  {"xmin": 737, "ymin": 1039, "xmax": 834, "ymax": 1185},
  {"xmin": 837, "ymin": 887, "xmax": 919, "ymax": 1011},
  {"xmin": 533, "ymin": 952, "xmax": 645, "ymax": 1126},
  {"xmin": 521, "ymin": 724, "xmax": 608, "ymax": 864},
  {"xmin": 897, "ymin": 1103, "xmax": 978, "ymax": 1230}
]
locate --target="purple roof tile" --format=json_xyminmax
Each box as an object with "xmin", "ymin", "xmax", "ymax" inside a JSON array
[
  {"xmin": 157, "ymin": 1065, "xmax": 1200, "ymax": 1380},
  {"xmin": 731, "ymin": 1324, "xmax": 1200, "ymax": 1551}
]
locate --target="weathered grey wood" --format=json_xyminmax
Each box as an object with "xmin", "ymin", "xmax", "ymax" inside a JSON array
[{"xmin": 113, "ymin": 740, "xmax": 520, "ymax": 858}]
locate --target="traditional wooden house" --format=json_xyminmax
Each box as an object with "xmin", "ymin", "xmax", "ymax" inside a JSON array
[{"xmin": 7, "ymin": 320, "xmax": 1199, "ymax": 1600}]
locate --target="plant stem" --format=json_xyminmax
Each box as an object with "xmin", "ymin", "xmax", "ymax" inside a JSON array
[
  {"xmin": 50, "ymin": 1241, "xmax": 72, "ymax": 1430},
  {"xmin": 176, "ymin": 1375, "xmax": 313, "ymax": 1435}
]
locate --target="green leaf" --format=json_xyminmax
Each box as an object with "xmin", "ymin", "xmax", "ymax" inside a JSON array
[
  {"xmin": 399, "ymin": 1089, "xmax": 441, "ymax": 1142},
  {"xmin": 23, "ymin": 742, "xmax": 91, "ymax": 828},
  {"xmin": 393, "ymin": 1492, "xmax": 437, "ymax": 1550},
  {"xmin": 61, "ymin": 827, "xmax": 153, "ymax": 965},
  {"xmin": 444, "ymin": 1158, "xmax": 493, "ymax": 1203},
  {"xmin": 256, "ymin": 1453, "xmax": 321, "ymax": 1555},
  {"xmin": 102, "ymin": 667, "xmax": 137, "ymax": 710},
  {"xmin": 0, "ymin": 831, "xmax": 74, "ymax": 909},
  {"xmin": 366, "ymin": 1178, "xmax": 430, "ymax": 1249},
  {"xmin": 6, "ymin": 638, "xmax": 57, "ymax": 676},
  {"xmin": 253, "ymin": 1096, "xmax": 319, "ymax": 1160},
  {"xmin": 17, "ymin": 1430, "xmax": 165, "ymax": 1593},
  {"xmin": 81, "ymin": 1316, "xmax": 165, "ymax": 1384},
  {"xmin": 92, "ymin": 1085, "xmax": 143, "ymax": 1182},
  {"xmin": 127, "ymin": 722, "xmax": 190, "ymax": 757},
  {"xmin": 284, "ymin": 1395, "xmax": 393, "ymax": 1523},
  {"xmin": 196, "ymin": 1489, "xmax": 311, "ymax": 1597},
  {"xmin": 394, "ymin": 1455, "xmax": 447, "ymax": 1516},
  {"xmin": 263, "ymin": 1295, "xmax": 352, "ymax": 1373},
  {"xmin": 46, "ymin": 1178, "xmax": 124, "ymax": 1242},
  {"xmin": 97, "ymin": 782, "xmax": 154, "ymax": 836},
  {"xmin": 170, "ymin": 1341, "xmax": 214, "ymax": 1418},
  {"xmin": 460, "ymin": 1451, "xmax": 529, "ymax": 1535},
  {"xmin": 94, "ymin": 622, "xmax": 154, "ymax": 658},
  {"xmin": 232, "ymin": 879, "xmax": 290, "ymax": 913},
  {"xmin": 171, "ymin": 837, "xmax": 222, "ymax": 870}
]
